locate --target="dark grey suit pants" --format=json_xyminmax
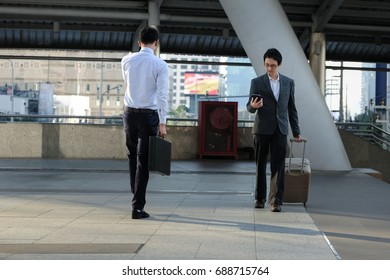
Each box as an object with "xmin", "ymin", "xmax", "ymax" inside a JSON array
[{"xmin": 254, "ymin": 128, "xmax": 287, "ymax": 205}]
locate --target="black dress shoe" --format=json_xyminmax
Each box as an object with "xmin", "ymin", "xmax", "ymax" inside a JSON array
[
  {"xmin": 271, "ymin": 204, "xmax": 281, "ymax": 212},
  {"xmin": 254, "ymin": 200, "xmax": 265, "ymax": 208},
  {"xmin": 132, "ymin": 209, "xmax": 150, "ymax": 219}
]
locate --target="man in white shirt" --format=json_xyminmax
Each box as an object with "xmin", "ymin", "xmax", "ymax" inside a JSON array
[{"xmin": 121, "ymin": 26, "xmax": 169, "ymax": 219}]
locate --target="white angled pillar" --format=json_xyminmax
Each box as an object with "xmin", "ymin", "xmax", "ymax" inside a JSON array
[{"xmin": 220, "ymin": 0, "xmax": 351, "ymax": 171}]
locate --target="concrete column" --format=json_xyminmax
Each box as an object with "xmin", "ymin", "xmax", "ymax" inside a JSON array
[
  {"xmin": 310, "ymin": 32, "xmax": 326, "ymax": 95},
  {"xmin": 131, "ymin": 22, "xmax": 147, "ymax": 53},
  {"xmin": 148, "ymin": 0, "xmax": 160, "ymax": 27},
  {"xmin": 387, "ymin": 69, "xmax": 390, "ymax": 129},
  {"xmin": 148, "ymin": 0, "xmax": 161, "ymax": 56},
  {"xmin": 220, "ymin": 0, "xmax": 351, "ymax": 171},
  {"xmin": 376, "ymin": 63, "xmax": 387, "ymax": 106}
]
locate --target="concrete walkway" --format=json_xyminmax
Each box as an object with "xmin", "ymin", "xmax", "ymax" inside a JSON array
[{"xmin": 0, "ymin": 158, "xmax": 383, "ymax": 260}]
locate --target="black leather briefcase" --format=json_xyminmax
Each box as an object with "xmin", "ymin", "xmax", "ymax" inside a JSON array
[{"xmin": 148, "ymin": 136, "xmax": 172, "ymax": 176}]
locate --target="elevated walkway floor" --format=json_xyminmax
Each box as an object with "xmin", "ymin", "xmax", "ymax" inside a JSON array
[{"xmin": 0, "ymin": 159, "xmax": 388, "ymax": 260}]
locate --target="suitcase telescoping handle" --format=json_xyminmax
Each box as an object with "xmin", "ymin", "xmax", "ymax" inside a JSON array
[{"xmin": 288, "ymin": 138, "xmax": 308, "ymax": 174}]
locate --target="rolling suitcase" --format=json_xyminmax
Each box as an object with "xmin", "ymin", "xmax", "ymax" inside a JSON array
[
  {"xmin": 284, "ymin": 138, "xmax": 311, "ymax": 206},
  {"xmin": 148, "ymin": 136, "xmax": 172, "ymax": 176}
]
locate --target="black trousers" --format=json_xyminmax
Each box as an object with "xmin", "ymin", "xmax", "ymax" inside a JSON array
[
  {"xmin": 254, "ymin": 129, "xmax": 287, "ymax": 205},
  {"xmin": 123, "ymin": 108, "xmax": 159, "ymax": 210}
]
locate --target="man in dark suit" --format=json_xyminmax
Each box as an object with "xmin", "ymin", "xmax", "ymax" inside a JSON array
[{"xmin": 247, "ymin": 48, "xmax": 302, "ymax": 212}]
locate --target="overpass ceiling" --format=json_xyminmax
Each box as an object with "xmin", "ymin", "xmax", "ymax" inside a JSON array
[{"xmin": 0, "ymin": 0, "xmax": 390, "ymax": 63}]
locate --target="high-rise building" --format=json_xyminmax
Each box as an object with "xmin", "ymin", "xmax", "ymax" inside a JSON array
[{"xmin": 163, "ymin": 54, "xmax": 225, "ymax": 115}]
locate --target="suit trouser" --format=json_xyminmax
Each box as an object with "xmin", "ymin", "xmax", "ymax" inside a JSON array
[
  {"xmin": 123, "ymin": 110, "xmax": 159, "ymax": 210},
  {"xmin": 254, "ymin": 129, "xmax": 287, "ymax": 205}
]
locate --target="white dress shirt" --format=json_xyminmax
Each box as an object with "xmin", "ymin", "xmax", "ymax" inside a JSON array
[
  {"xmin": 121, "ymin": 47, "xmax": 169, "ymax": 123},
  {"xmin": 268, "ymin": 74, "xmax": 280, "ymax": 101}
]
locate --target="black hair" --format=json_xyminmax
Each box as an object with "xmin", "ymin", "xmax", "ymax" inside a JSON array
[
  {"xmin": 263, "ymin": 48, "xmax": 282, "ymax": 65},
  {"xmin": 139, "ymin": 26, "xmax": 159, "ymax": 44}
]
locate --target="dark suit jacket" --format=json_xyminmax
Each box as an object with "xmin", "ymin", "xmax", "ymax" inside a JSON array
[{"xmin": 246, "ymin": 73, "xmax": 300, "ymax": 137}]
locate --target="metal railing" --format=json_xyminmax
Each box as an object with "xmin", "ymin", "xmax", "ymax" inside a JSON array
[
  {"xmin": 336, "ymin": 122, "xmax": 390, "ymax": 152},
  {"xmin": 0, "ymin": 114, "xmax": 255, "ymax": 127}
]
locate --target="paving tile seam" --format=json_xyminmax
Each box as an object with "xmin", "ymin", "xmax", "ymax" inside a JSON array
[
  {"xmin": 319, "ymin": 232, "xmax": 341, "ymax": 260},
  {"xmin": 0, "ymin": 243, "xmax": 143, "ymax": 254},
  {"xmin": 298, "ymin": 208, "xmax": 342, "ymax": 260},
  {"xmin": 0, "ymin": 168, "xmax": 128, "ymax": 173},
  {"xmin": 34, "ymin": 206, "xmax": 103, "ymax": 242},
  {"xmin": 0, "ymin": 167, "xmax": 358, "ymax": 175},
  {"xmin": 0, "ymin": 168, "xmax": 257, "ymax": 175},
  {"xmin": 0, "ymin": 189, "xmax": 254, "ymax": 195}
]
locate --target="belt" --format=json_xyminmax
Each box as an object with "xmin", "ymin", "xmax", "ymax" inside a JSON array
[{"xmin": 124, "ymin": 106, "xmax": 157, "ymax": 114}]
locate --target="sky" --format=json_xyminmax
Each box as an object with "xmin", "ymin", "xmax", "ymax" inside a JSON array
[{"xmin": 325, "ymin": 61, "xmax": 363, "ymax": 120}]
